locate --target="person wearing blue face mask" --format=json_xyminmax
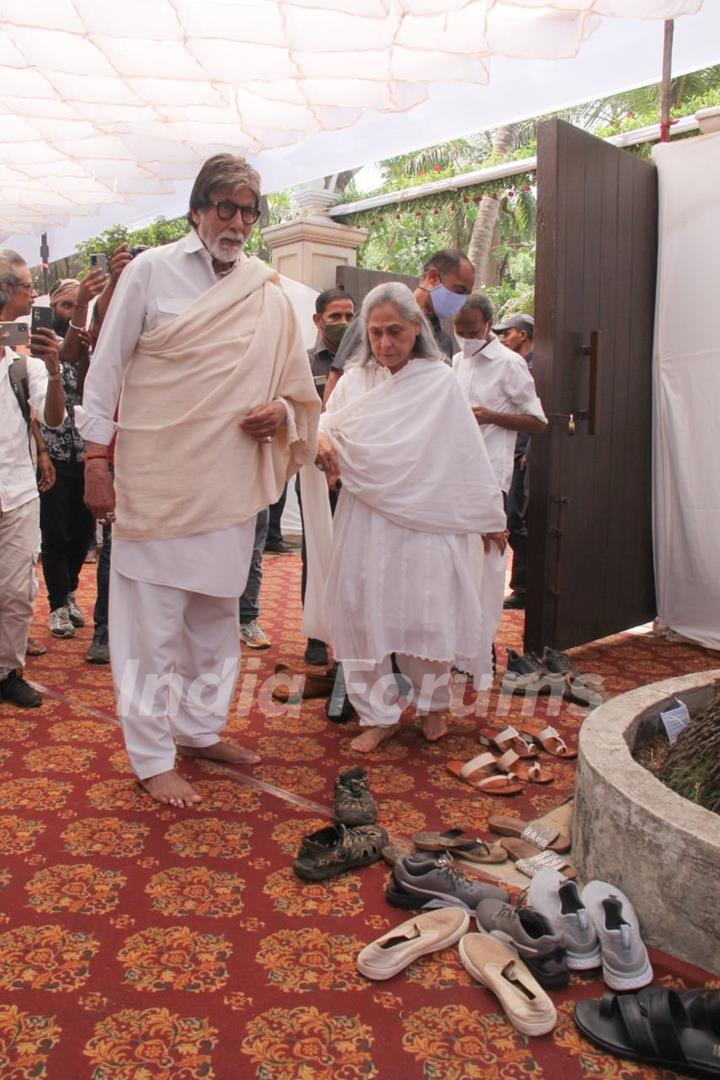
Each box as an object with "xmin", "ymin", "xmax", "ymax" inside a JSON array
[
  {"xmin": 414, "ymin": 248, "xmax": 475, "ymax": 360},
  {"xmin": 323, "ymin": 248, "xmax": 475, "ymax": 403}
]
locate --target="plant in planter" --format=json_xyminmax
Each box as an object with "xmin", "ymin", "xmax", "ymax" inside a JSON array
[{"xmin": 659, "ymin": 683, "xmax": 720, "ymax": 813}]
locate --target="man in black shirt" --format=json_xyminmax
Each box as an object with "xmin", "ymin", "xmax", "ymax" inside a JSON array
[{"xmin": 493, "ymin": 313, "xmax": 535, "ymax": 610}]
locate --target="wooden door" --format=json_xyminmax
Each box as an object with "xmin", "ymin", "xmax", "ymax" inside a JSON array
[{"xmin": 525, "ymin": 119, "xmax": 658, "ymax": 652}]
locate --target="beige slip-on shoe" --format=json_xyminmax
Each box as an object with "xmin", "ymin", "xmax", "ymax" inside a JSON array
[
  {"xmin": 458, "ymin": 932, "xmax": 557, "ymax": 1036},
  {"xmin": 357, "ymin": 907, "xmax": 469, "ymax": 980}
]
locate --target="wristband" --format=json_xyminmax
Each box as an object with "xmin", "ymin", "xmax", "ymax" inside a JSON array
[
  {"xmin": 47, "ymin": 373, "xmax": 63, "ymax": 382},
  {"xmin": 69, "ymin": 322, "xmax": 87, "ymax": 332},
  {"xmin": 37, "ymin": 448, "xmax": 50, "ymax": 457},
  {"xmin": 84, "ymin": 454, "xmax": 109, "ymax": 463}
]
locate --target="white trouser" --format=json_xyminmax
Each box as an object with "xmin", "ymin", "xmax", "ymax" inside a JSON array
[
  {"xmin": 0, "ymin": 498, "xmax": 39, "ymax": 680},
  {"xmin": 344, "ymin": 654, "xmax": 453, "ymax": 729},
  {"xmin": 109, "ymin": 569, "xmax": 241, "ymax": 779}
]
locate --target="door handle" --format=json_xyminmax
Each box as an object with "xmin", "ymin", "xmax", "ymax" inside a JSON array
[
  {"xmin": 555, "ymin": 412, "xmax": 576, "ymax": 435},
  {"xmin": 578, "ymin": 330, "xmax": 599, "ymax": 435}
]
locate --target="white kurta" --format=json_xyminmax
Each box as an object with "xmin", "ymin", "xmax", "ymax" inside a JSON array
[
  {"xmin": 452, "ymin": 337, "xmax": 546, "ymax": 492},
  {"xmin": 318, "ymin": 358, "xmax": 505, "ymax": 667},
  {"xmin": 76, "ymin": 231, "xmax": 256, "ymax": 596}
]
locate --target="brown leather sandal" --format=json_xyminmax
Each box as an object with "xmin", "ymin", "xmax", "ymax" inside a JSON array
[{"xmin": 446, "ymin": 753, "xmax": 524, "ymax": 796}]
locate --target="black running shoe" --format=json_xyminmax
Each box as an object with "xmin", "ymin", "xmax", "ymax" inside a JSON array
[{"xmin": 0, "ymin": 670, "xmax": 42, "ymax": 708}]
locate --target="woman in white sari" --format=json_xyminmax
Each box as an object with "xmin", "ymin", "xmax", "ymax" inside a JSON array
[{"xmin": 312, "ymin": 283, "xmax": 506, "ymax": 752}]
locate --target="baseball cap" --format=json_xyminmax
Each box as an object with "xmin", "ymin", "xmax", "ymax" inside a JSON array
[{"xmin": 492, "ymin": 313, "xmax": 534, "ymax": 338}]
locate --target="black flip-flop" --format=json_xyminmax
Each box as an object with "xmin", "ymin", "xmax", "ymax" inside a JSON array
[{"xmin": 574, "ymin": 989, "xmax": 720, "ymax": 1079}]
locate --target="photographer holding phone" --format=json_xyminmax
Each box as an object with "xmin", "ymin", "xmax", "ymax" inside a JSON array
[
  {"xmin": 77, "ymin": 154, "xmax": 320, "ymax": 809},
  {"xmin": 0, "ymin": 249, "xmax": 65, "ymax": 708},
  {"xmin": 34, "ymin": 275, "xmax": 106, "ymax": 640}
]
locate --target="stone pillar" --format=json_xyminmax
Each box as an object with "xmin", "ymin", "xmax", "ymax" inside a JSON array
[{"xmin": 261, "ymin": 182, "xmax": 368, "ymax": 293}]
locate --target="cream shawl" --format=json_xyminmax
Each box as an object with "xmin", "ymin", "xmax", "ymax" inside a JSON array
[{"xmin": 114, "ymin": 255, "xmax": 320, "ymax": 541}]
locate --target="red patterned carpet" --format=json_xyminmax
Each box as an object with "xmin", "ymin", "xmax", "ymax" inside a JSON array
[{"xmin": 1, "ymin": 552, "xmax": 718, "ymax": 1078}]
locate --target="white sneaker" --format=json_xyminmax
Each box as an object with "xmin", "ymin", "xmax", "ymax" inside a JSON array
[
  {"xmin": 66, "ymin": 592, "xmax": 86, "ymax": 628},
  {"xmin": 239, "ymin": 620, "xmax": 271, "ymax": 649},
  {"xmin": 49, "ymin": 606, "xmax": 75, "ymax": 638}
]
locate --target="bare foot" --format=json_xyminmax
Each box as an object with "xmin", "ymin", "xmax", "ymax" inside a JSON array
[
  {"xmin": 177, "ymin": 741, "xmax": 261, "ymax": 766},
  {"xmin": 422, "ymin": 713, "xmax": 448, "ymax": 742},
  {"xmin": 351, "ymin": 725, "xmax": 399, "ymax": 753},
  {"xmin": 140, "ymin": 769, "xmax": 201, "ymax": 808}
]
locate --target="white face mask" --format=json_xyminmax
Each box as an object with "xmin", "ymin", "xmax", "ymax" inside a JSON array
[{"xmin": 456, "ymin": 335, "xmax": 487, "ymax": 359}]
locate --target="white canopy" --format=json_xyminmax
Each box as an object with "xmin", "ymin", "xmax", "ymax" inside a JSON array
[{"xmin": 1, "ymin": 1, "xmax": 718, "ymax": 261}]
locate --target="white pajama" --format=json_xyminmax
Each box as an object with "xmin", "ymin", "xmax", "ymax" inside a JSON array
[
  {"xmin": 110, "ymin": 569, "xmax": 246, "ymax": 780},
  {"xmin": 344, "ymin": 654, "xmax": 453, "ymax": 729}
]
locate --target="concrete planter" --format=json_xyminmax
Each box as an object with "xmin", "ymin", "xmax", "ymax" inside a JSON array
[{"xmin": 573, "ymin": 669, "xmax": 720, "ymax": 975}]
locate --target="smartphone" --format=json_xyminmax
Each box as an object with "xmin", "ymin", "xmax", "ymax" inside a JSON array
[
  {"xmin": 31, "ymin": 306, "xmax": 53, "ymax": 332},
  {"xmin": 90, "ymin": 253, "xmax": 108, "ymax": 272},
  {"xmin": 128, "ymin": 245, "xmax": 149, "ymax": 258},
  {"xmin": 0, "ymin": 321, "xmax": 29, "ymax": 348}
]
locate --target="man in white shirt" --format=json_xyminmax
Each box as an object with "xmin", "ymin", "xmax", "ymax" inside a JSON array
[
  {"xmin": 77, "ymin": 154, "xmax": 320, "ymax": 809},
  {"xmin": 0, "ymin": 250, "xmax": 66, "ymax": 708},
  {"xmin": 451, "ymin": 295, "xmax": 547, "ymax": 655},
  {"xmin": 452, "ymin": 295, "xmax": 547, "ymax": 495}
]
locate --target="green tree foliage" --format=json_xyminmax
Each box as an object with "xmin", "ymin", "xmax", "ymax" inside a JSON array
[
  {"xmin": 339, "ymin": 63, "xmax": 720, "ymax": 317},
  {"xmin": 660, "ymin": 685, "xmax": 720, "ymax": 814},
  {"xmin": 74, "ymin": 216, "xmax": 190, "ymax": 272},
  {"xmin": 57, "ymin": 191, "xmax": 298, "ymax": 280}
]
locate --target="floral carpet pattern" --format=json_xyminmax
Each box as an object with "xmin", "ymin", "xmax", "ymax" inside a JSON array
[{"xmin": 0, "ymin": 553, "xmax": 718, "ymax": 1078}]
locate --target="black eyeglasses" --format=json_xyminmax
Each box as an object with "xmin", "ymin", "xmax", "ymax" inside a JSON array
[{"xmin": 208, "ymin": 200, "xmax": 261, "ymax": 224}]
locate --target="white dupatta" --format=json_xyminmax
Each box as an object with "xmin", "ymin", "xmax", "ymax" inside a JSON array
[{"xmin": 302, "ymin": 358, "xmax": 505, "ymax": 670}]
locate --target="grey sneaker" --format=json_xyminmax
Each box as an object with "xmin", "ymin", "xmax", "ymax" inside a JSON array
[
  {"xmin": 49, "ymin": 606, "xmax": 74, "ymax": 638},
  {"xmin": 581, "ymin": 880, "xmax": 653, "ymax": 990},
  {"xmin": 66, "ymin": 592, "xmax": 86, "ymax": 627},
  {"xmin": 528, "ymin": 867, "xmax": 601, "ymax": 970},
  {"xmin": 85, "ymin": 633, "xmax": 110, "ymax": 664},
  {"xmin": 334, "ymin": 767, "xmax": 377, "ymax": 826},
  {"xmin": 476, "ymin": 898, "xmax": 569, "ymax": 989},
  {"xmin": 387, "ymin": 852, "xmax": 509, "ymax": 914},
  {"xmin": 540, "ymin": 646, "xmax": 578, "ymax": 679},
  {"xmin": 239, "ymin": 620, "xmax": 270, "ymax": 649},
  {"xmin": 502, "ymin": 649, "xmax": 563, "ymax": 696}
]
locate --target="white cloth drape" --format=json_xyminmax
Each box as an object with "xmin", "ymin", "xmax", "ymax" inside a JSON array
[
  {"xmin": 652, "ymin": 131, "xmax": 720, "ymax": 649},
  {"xmin": 302, "ymin": 357, "xmax": 506, "ymax": 676}
]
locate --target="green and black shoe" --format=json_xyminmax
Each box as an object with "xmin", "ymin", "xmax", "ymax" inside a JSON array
[{"xmin": 334, "ymin": 766, "xmax": 378, "ymax": 826}]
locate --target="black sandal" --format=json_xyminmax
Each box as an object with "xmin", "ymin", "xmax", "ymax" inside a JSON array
[
  {"xmin": 574, "ymin": 989, "xmax": 720, "ymax": 1079},
  {"xmin": 293, "ymin": 823, "xmax": 388, "ymax": 881}
]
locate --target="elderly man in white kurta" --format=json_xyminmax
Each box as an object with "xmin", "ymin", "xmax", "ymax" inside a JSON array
[{"xmin": 77, "ymin": 154, "xmax": 320, "ymax": 808}]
